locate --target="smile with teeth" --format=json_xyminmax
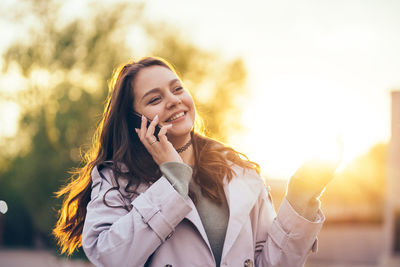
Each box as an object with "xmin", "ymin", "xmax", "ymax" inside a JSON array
[{"xmin": 166, "ymin": 112, "xmax": 185, "ymax": 122}]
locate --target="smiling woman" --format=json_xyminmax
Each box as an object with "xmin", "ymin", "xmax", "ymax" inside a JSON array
[
  {"xmin": 132, "ymin": 65, "xmax": 196, "ymax": 154},
  {"xmin": 53, "ymin": 56, "xmax": 337, "ymax": 267}
]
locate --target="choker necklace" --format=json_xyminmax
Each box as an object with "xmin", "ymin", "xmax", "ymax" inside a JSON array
[{"xmin": 176, "ymin": 139, "xmax": 192, "ymax": 153}]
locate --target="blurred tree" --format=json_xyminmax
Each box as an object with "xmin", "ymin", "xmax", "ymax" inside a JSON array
[{"xmin": 0, "ymin": 0, "xmax": 248, "ymax": 255}]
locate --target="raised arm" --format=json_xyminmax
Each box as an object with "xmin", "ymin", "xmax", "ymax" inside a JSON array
[{"xmin": 254, "ymin": 184, "xmax": 324, "ymax": 267}]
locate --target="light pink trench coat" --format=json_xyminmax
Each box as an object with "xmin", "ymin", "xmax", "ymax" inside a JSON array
[{"xmin": 82, "ymin": 164, "xmax": 324, "ymax": 267}]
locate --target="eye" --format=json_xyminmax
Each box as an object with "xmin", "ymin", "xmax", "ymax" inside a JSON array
[
  {"xmin": 174, "ymin": 87, "xmax": 183, "ymax": 93},
  {"xmin": 148, "ymin": 97, "xmax": 161, "ymax": 105}
]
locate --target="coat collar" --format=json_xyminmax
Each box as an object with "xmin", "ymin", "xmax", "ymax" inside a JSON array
[
  {"xmin": 222, "ymin": 166, "xmax": 263, "ymax": 259},
  {"xmin": 184, "ymin": 199, "xmax": 212, "ymax": 250},
  {"xmin": 183, "ymin": 165, "xmax": 263, "ymax": 260}
]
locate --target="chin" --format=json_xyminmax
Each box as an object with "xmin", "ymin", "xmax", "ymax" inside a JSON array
[
  {"xmin": 168, "ymin": 124, "xmax": 193, "ymax": 138},
  {"xmin": 168, "ymin": 129, "xmax": 191, "ymax": 138}
]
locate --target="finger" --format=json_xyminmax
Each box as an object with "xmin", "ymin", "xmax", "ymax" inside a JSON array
[
  {"xmin": 139, "ymin": 115, "xmax": 147, "ymax": 140},
  {"xmin": 145, "ymin": 115, "xmax": 159, "ymax": 142},
  {"xmin": 158, "ymin": 124, "xmax": 172, "ymax": 144}
]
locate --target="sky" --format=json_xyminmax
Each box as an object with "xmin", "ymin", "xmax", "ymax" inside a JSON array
[
  {"xmin": 144, "ymin": 0, "xmax": 400, "ymax": 178},
  {"xmin": 1, "ymin": 0, "xmax": 400, "ymax": 179}
]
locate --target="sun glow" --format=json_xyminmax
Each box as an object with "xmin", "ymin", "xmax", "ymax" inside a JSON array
[{"xmin": 228, "ymin": 74, "xmax": 386, "ymax": 180}]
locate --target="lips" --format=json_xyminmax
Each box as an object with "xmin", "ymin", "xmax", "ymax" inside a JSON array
[{"xmin": 165, "ymin": 111, "xmax": 186, "ymax": 122}]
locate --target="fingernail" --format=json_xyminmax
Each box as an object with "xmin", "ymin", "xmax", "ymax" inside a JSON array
[
  {"xmin": 154, "ymin": 114, "xmax": 158, "ymax": 120},
  {"xmin": 141, "ymin": 115, "xmax": 145, "ymax": 120},
  {"xmin": 167, "ymin": 124, "xmax": 172, "ymax": 128},
  {"xmin": 135, "ymin": 128, "xmax": 138, "ymax": 133}
]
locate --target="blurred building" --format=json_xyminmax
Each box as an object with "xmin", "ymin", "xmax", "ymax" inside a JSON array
[{"xmin": 383, "ymin": 91, "xmax": 400, "ymax": 261}]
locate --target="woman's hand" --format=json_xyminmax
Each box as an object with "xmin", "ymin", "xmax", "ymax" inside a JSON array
[
  {"xmin": 286, "ymin": 138, "xmax": 344, "ymax": 220},
  {"xmin": 135, "ymin": 115, "xmax": 183, "ymax": 165},
  {"xmin": 288, "ymin": 158, "xmax": 341, "ymax": 199}
]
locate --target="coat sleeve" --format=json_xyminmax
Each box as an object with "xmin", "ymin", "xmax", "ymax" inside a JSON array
[
  {"xmin": 254, "ymin": 185, "xmax": 324, "ymax": 267},
  {"xmin": 82, "ymin": 167, "xmax": 192, "ymax": 267}
]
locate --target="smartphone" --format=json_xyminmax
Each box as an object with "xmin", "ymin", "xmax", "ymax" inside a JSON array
[{"xmin": 128, "ymin": 110, "xmax": 161, "ymax": 140}]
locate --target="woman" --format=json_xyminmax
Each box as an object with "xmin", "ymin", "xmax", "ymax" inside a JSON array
[{"xmin": 54, "ymin": 56, "xmax": 340, "ymax": 267}]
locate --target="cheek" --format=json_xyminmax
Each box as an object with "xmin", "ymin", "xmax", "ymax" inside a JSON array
[
  {"xmin": 183, "ymin": 94, "xmax": 195, "ymax": 110},
  {"xmin": 142, "ymin": 106, "xmax": 163, "ymax": 120},
  {"xmin": 184, "ymin": 97, "xmax": 196, "ymax": 118}
]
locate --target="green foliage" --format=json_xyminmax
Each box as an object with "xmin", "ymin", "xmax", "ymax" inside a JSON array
[{"xmin": 0, "ymin": 0, "xmax": 248, "ymax": 254}]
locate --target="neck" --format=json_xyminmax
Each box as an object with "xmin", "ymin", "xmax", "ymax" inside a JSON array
[
  {"xmin": 169, "ymin": 133, "xmax": 194, "ymax": 165},
  {"xmin": 168, "ymin": 133, "xmax": 190, "ymax": 148},
  {"xmin": 180, "ymin": 145, "xmax": 194, "ymax": 166}
]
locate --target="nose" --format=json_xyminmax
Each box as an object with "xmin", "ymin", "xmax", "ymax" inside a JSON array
[{"xmin": 165, "ymin": 91, "xmax": 181, "ymax": 109}]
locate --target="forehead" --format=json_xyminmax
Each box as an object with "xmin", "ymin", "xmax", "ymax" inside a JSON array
[{"xmin": 133, "ymin": 65, "xmax": 179, "ymax": 97}]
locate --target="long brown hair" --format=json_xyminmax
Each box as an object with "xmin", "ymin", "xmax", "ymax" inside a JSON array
[{"xmin": 53, "ymin": 56, "xmax": 259, "ymax": 255}]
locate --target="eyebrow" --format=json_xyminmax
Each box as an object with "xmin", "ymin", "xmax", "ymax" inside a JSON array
[{"xmin": 140, "ymin": 78, "xmax": 180, "ymax": 102}]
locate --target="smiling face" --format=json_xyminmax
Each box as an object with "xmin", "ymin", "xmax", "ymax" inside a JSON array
[{"xmin": 132, "ymin": 65, "xmax": 195, "ymax": 144}]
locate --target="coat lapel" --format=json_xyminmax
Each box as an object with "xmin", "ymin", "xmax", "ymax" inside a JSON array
[
  {"xmin": 184, "ymin": 198, "xmax": 213, "ymax": 250},
  {"xmin": 221, "ymin": 167, "xmax": 263, "ymax": 260},
  {"xmin": 182, "ymin": 166, "xmax": 263, "ymax": 260}
]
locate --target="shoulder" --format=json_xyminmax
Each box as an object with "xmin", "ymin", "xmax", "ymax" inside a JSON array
[
  {"xmin": 230, "ymin": 164, "xmax": 265, "ymax": 194},
  {"xmin": 90, "ymin": 161, "xmax": 117, "ymax": 185},
  {"xmin": 90, "ymin": 161, "xmax": 145, "ymax": 195},
  {"xmin": 91, "ymin": 161, "xmax": 129, "ymax": 177}
]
